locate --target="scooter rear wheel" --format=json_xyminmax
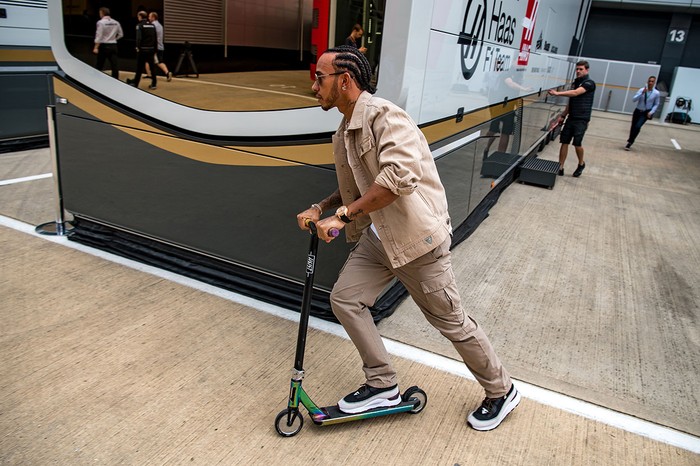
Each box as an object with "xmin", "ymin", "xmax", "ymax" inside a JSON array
[
  {"xmin": 275, "ymin": 409, "xmax": 304, "ymax": 437},
  {"xmin": 402, "ymin": 386, "xmax": 428, "ymax": 414}
]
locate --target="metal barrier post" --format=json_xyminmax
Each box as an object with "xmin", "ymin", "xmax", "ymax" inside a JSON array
[
  {"xmin": 36, "ymin": 105, "xmax": 73, "ymax": 236},
  {"xmin": 604, "ymin": 89, "xmax": 612, "ymax": 112}
]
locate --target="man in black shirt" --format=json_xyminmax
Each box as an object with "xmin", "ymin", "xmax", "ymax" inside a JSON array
[
  {"xmin": 126, "ymin": 11, "xmax": 157, "ymax": 90},
  {"xmin": 548, "ymin": 60, "xmax": 596, "ymax": 177}
]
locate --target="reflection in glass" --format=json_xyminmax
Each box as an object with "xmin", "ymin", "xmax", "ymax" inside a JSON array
[
  {"xmin": 435, "ymin": 134, "xmax": 498, "ymax": 229},
  {"xmin": 60, "ymin": 0, "xmax": 387, "ymax": 112}
]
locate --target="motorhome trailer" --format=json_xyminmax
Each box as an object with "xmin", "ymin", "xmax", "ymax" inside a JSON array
[{"xmin": 45, "ymin": 0, "xmax": 589, "ymax": 320}]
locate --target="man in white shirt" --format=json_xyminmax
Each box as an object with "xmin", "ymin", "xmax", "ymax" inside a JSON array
[
  {"xmin": 626, "ymin": 76, "xmax": 661, "ymax": 151},
  {"xmin": 93, "ymin": 7, "xmax": 123, "ymax": 79}
]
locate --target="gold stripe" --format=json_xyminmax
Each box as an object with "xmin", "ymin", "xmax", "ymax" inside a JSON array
[
  {"xmin": 239, "ymin": 101, "xmax": 519, "ymax": 160},
  {"xmin": 119, "ymin": 127, "xmax": 304, "ymax": 167},
  {"xmin": 54, "ymin": 78, "xmax": 317, "ymax": 166},
  {"xmin": 53, "ymin": 77, "xmax": 532, "ymax": 167},
  {"xmin": 422, "ymin": 101, "xmax": 518, "ymax": 143},
  {"xmin": 599, "ymin": 83, "xmax": 639, "ymax": 91},
  {"xmin": 0, "ymin": 49, "xmax": 55, "ymax": 62},
  {"xmin": 53, "ymin": 79, "xmax": 170, "ymax": 135},
  {"xmin": 226, "ymin": 143, "xmax": 334, "ymax": 165}
]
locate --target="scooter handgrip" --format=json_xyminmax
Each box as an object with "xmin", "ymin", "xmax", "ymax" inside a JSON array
[{"xmin": 305, "ymin": 219, "xmax": 339, "ymax": 238}]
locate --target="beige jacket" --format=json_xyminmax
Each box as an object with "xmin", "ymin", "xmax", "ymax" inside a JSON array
[{"xmin": 332, "ymin": 91, "xmax": 452, "ymax": 269}]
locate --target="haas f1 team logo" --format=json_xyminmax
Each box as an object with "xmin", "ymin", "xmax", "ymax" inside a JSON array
[
  {"xmin": 459, "ymin": 0, "xmax": 539, "ymax": 79},
  {"xmin": 518, "ymin": 0, "xmax": 539, "ymax": 65},
  {"xmin": 458, "ymin": 0, "xmax": 488, "ymax": 80}
]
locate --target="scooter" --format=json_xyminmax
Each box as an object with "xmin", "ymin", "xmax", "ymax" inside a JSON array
[{"xmin": 274, "ymin": 221, "xmax": 427, "ymax": 437}]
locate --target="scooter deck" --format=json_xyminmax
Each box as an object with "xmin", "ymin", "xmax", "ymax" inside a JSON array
[{"xmin": 311, "ymin": 400, "xmax": 418, "ymax": 426}]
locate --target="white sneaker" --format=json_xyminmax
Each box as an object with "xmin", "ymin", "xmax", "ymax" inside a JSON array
[{"xmin": 337, "ymin": 384, "xmax": 401, "ymax": 414}]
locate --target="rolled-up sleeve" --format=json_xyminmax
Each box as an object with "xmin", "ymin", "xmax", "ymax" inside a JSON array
[{"xmin": 371, "ymin": 104, "xmax": 423, "ymax": 196}]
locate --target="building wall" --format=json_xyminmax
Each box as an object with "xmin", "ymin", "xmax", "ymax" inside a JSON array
[
  {"xmin": 582, "ymin": 2, "xmax": 700, "ymax": 90},
  {"xmin": 226, "ymin": 0, "xmax": 312, "ymax": 50},
  {"xmin": 582, "ymin": 9, "xmax": 669, "ymax": 65}
]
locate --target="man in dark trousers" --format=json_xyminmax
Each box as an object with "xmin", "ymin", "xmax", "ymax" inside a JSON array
[
  {"xmin": 93, "ymin": 7, "xmax": 123, "ymax": 79},
  {"xmin": 548, "ymin": 60, "xmax": 596, "ymax": 177},
  {"xmin": 126, "ymin": 11, "xmax": 157, "ymax": 90},
  {"xmin": 144, "ymin": 12, "xmax": 173, "ymax": 82},
  {"xmin": 625, "ymin": 76, "xmax": 660, "ymax": 151}
]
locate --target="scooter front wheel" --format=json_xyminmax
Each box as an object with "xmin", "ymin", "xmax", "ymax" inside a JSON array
[
  {"xmin": 275, "ymin": 409, "xmax": 304, "ymax": 437},
  {"xmin": 403, "ymin": 386, "xmax": 428, "ymax": 414}
]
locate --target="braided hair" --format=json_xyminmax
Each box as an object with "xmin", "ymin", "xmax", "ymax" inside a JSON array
[{"xmin": 324, "ymin": 45, "xmax": 376, "ymax": 94}]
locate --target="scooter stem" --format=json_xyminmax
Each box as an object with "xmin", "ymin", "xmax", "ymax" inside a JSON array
[{"xmin": 294, "ymin": 222, "xmax": 319, "ymax": 371}]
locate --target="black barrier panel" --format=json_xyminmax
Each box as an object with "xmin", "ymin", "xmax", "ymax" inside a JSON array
[{"xmin": 56, "ymin": 113, "xmax": 350, "ymax": 291}]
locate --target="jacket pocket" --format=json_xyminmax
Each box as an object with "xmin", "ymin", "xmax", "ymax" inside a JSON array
[
  {"xmin": 353, "ymin": 135, "xmax": 375, "ymax": 167},
  {"xmin": 346, "ymin": 134, "xmax": 373, "ymax": 171},
  {"xmin": 360, "ymin": 135, "xmax": 375, "ymax": 156}
]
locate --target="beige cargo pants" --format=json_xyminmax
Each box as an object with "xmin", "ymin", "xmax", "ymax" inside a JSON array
[{"xmin": 330, "ymin": 230, "xmax": 512, "ymax": 399}]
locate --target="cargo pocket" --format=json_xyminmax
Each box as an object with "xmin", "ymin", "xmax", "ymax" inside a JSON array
[{"xmin": 419, "ymin": 268, "xmax": 462, "ymax": 319}]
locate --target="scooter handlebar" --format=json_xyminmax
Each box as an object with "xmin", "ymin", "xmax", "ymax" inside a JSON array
[{"xmin": 304, "ymin": 219, "xmax": 339, "ymax": 238}]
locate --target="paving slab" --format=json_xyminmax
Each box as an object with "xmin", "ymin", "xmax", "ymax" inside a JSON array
[
  {"xmin": 1, "ymin": 225, "xmax": 698, "ymax": 465},
  {"xmin": 380, "ymin": 112, "xmax": 700, "ymax": 436},
  {"xmin": 1, "ymin": 111, "xmax": 699, "ymax": 463}
]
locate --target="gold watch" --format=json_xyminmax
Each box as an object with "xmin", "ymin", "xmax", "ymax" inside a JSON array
[{"xmin": 336, "ymin": 206, "xmax": 352, "ymax": 223}]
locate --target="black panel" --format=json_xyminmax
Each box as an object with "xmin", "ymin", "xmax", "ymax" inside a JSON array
[
  {"xmin": 0, "ymin": 73, "xmax": 52, "ymax": 141},
  {"xmin": 582, "ymin": 9, "xmax": 669, "ymax": 64},
  {"xmin": 56, "ymin": 114, "xmax": 351, "ymax": 291},
  {"xmin": 681, "ymin": 15, "xmax": 700, "ymax": 68}
]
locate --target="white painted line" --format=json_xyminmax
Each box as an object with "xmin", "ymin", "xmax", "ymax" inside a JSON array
[
  {"xmin": 671, "ymin": 139, "xmax": 682, "ymax": 150},
  {"xmin": 0, "ymin": 173, "xmax": 52, "ymax": 187},
  {"xmin": 176, "ymin": 77, "xmax": 318, "ymax": 102},
  {"xmin": 1, "ymin": 213, "xmax": 698, "ymax": 454}
]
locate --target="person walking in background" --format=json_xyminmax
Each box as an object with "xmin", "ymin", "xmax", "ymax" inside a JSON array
[
  {"xmin": 548, "ymin": 60, "xmax": 596, "ymax": 178},
  {"xmin": 625, "ymin": 76, "xmax": 660, "ymax": 151},
  {"xmin": 345, "ymin": 24, "xmax": 367, "ymax": 54},
  {"xmin": 93, "ymin": 7, "xmax": 123, "ymax": 79},
  {"xmin": 144, "ymin": 12, "xmax": 172, "ymax": 82},
  {"xmin": 126, "ymin": 11, "xmax": 157, "ymax": 90},
  {"xmin": 296, "ymin": 45, "xmax": 520, "ymax": 432}
]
